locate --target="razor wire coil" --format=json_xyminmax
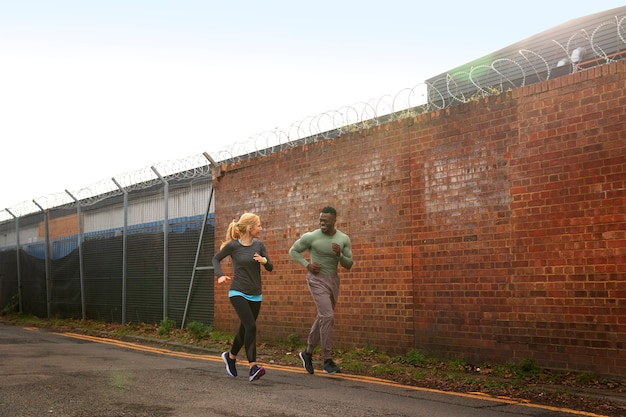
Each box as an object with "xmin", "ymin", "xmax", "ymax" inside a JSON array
[{"xmin": 2, "ymin": 12, "xmax": 625, "ymax": 222}]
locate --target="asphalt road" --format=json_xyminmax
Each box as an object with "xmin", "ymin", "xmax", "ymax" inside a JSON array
[{"xmin": 0, "ymin": 323, "xmax": 598, "ymax": 417}]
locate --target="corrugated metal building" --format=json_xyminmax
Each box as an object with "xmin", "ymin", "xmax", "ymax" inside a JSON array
[{"xmin": 426, "ymin": 6, "xmax": 626, "ymax": 105}]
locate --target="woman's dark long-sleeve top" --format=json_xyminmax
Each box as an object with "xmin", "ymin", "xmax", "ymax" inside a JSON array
[{"xmin": 212, "ymin": 239, "xmax": 273, "ymax": 296}]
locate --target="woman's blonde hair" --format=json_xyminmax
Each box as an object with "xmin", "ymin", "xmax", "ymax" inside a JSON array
[{"xmin": 220, "ymin": 213, "xmax": 260, "ymax": 250}]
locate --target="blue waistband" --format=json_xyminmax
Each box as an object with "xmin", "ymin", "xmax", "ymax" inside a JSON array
[{"xmin": 228, "ymin": 290, "xmax": 262, "ymax": 302}]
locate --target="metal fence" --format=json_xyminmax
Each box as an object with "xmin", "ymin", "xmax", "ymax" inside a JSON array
[{"xmin": 0, "ymin": 170, "xmax": 216, "ymax": 328}]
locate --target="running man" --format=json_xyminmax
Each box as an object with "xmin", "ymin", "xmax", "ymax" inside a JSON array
[{"xmin": 289, "ymin": 206, "xmax": 353, "ymax": 374}]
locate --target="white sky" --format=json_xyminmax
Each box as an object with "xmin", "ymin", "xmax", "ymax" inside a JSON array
[{"xmin": 1, "ymin": 1, "xmax": 625, "ymax": 211}]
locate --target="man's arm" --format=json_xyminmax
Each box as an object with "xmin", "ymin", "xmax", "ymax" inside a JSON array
[
  {"xmin": 288, "ymin": 235, "xmax": 311, "ymax": 269},
  {"xmin": 339, "ymin": 236, "xmax": 354, "ymax": 270}
]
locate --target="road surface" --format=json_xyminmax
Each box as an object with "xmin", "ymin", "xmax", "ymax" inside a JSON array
[{"xmin": 0, "ymin": 323, "xmax": 600, "ymax": 417}]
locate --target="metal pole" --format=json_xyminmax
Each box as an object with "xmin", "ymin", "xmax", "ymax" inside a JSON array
[
  {"xmin": 202, "ymin": 151, "xmax": 217, "ymax": 167},
  {"xmin": 181, "ymin": 187, "xmax": 214, "ymax": 329},
  {"xmin": 32, "ymin": 200, "xmax": 51, "ymax": 318},
  {"xmin": 112, "ymin": 178, "xmax": 128, "ymax": 324},
  {"xmin": 151, "ymin": 167, "xmax": 169, "ymax": 321},
  {"xmin": 5, "ymin": 209, "xmax": 22, "ymax": 313},
  {"xmin": 181, "ymin": 152, "xmax": 216, "ymax": 328},
  {"xmin": 66, "ymin": 190, "xmax": 86, "ymax": 320}
]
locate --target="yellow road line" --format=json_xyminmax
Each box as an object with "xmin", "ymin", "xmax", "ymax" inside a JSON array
[{"xmin": 59, "ymin": 331, "xmax": 609, "ymax": 417}]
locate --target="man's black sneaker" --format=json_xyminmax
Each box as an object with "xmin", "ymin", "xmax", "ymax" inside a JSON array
[
  {"xmin": 221, "ymin": 351, "xmax": 237, "ymax": 377},
  {"xmin": 299, "ymin": 351, "xmax": 314, "ymax": 374},
  {"xmin": 323, "ymin": 359, "xmax": 340, "ymax": 374},
  {"xmin": 249, "ymin": 364, "xmax": 266, "ymax": 381}
]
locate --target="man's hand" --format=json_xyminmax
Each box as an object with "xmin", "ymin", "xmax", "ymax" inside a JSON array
[
  {"xmin": 307, "ymin": 262, "xmax": 321, "ymax": 274},
  {"xmin": 332, "ymin": 242, "xmax": 341, "ymax": 257}
]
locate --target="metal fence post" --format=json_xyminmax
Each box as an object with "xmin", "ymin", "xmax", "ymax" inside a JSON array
[
  {"xmin": 66, "ymin": 190, "xmax": 86, "ymax": 320},
  {"xmin": 5, "ymin": 209, "xmax": 22, "ymax": 313},
  {"xmin": 151, "ymin": 167, "xmax": 169, "ymax": 321},
  {"xmin": 112, "ymin": 178, "xmax": 128, "ymax": 324},
  {"xmin": 33, "ymin": 200, "xmax": 51, "ymax": 318}
]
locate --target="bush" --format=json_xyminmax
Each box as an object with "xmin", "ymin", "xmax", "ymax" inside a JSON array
[
  {"xmin": 186, "ymin": 321, "xmax": 212, "ymax": 340},
  {"xmin": 0, "ymin": 293, "xmax": 19, "ymax": 316},
  {"xmin": 287, "ymin": 333, "xmax": 300, "ymax": 350},
  {"xmin": 404, "ymin": 349, "xmax": 429, "ymax": 367},
  {"xmin": 158, "ymin": 318, "xmax": 176, "ymax": 335}
]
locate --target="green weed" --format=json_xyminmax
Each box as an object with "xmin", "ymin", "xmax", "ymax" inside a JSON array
[
  {"xmin": 341, "ymin": 361, "xmax": 364, "ymax": 372},
  {"xmin": 287, "ymin": 333, "xmax": 300, "ymax": 350},
  {"xmin": 186, "ymin": 321, "xmax": 212, "ymax": 340},
  {"xmin": 0, "ymin": 293, "xmax": 19, "ymax": 315},
  {"xmin": 447, "ymin": 357, "xmax": 468, "ymax": 371},
  {"xmin": 158, "ymin": 318, "xmax": 175, "ymax": 336}
]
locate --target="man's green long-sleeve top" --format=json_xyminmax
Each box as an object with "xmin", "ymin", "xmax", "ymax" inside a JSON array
[{"xmin": 289, "ymin": 229, "xmax": 353, "ymax": 275}]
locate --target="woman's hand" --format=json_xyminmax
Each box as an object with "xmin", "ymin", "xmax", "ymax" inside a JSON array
[
  {"xmin": 217, "ymin": 276, "xmax": 231, "ymax": 284},
  {"xmin": 253, "ymin": 253, "xmax": 267, "ymax": 264}
]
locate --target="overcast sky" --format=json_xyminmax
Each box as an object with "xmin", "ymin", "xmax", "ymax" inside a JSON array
[{"xmin": 1, "ymin": 1, "xmax": 625, "ymax": 212}]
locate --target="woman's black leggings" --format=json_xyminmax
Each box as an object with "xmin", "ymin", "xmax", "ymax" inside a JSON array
[{"xmin": 229, "ymin": 296, "xmax": 261, "ymax": 363}]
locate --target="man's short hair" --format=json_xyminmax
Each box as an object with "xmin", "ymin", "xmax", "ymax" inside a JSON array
[{"xmin": 321, "ymin": 206, "xmax": 337, "ymax": 217}]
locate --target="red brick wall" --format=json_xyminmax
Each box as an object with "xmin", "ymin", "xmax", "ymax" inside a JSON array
[{"xmin": 211, "ymin": 60, "xmax": 626, "ymax": 377}]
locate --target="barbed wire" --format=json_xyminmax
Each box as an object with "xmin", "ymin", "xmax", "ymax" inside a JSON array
[
  {"xmin": 0, "ymin": 154, "xmax": 213, "ymax": 222},
  {"xmin": 2, "ymin": 12, "xmax": 624, "ymax": 224},
  {"xmin": 210, "ymin": 14, "xmax": 625, "ymax": 164}
]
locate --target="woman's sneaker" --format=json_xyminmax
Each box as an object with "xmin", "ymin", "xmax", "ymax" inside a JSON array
[
  {"xmin": 249, "ymin": 364, "xmax": 266, "ymax": 381},
  {"xmin": 221, "ymin": 352, "xmax": 237, "ymax": 377},
  {"xmin": 323, "ymin": 359, "xmax": 340, "ymax": 374},
  {"xmin": 299, "ymin": 351, "xmax": 314, "ymax": 374}
]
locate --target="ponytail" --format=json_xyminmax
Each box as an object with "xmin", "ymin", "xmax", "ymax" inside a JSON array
[{"xmin": 219, "ymin": 213, "xmax": 260, "ymax": 250}]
